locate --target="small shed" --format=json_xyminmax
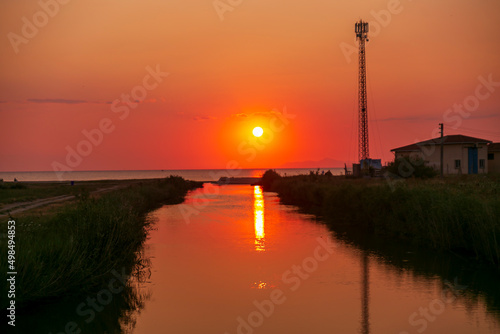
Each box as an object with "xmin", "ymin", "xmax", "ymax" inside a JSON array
[{"xmin": 391, "ymin": 135, "xmax": 492, "ymax": 175}]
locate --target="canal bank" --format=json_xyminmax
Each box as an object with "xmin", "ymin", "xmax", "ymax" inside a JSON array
[
  {"xmin": 0, "ymin": 176, "xmax": 202, "ymax": 313},
  {"xmin": 262, "ymin": 171, "xmax": 500, "ymax": 268}
]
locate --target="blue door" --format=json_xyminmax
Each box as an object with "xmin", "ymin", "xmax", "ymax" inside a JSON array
[{"xmin": 468, "ymin": 147, "xmax": 478, "ymax": 174}]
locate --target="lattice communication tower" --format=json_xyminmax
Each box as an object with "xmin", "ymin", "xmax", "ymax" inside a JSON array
[{"xmin": 355, "ymin": 20, "xmax": 369, "ymax": 161}]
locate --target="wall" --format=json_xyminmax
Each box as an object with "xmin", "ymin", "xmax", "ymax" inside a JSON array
[
  {"xmin": 394, "ymin": 144, "xmax": 489, "ymax": 174},
  {"xmin": 488, "ymin": 151, "xmax": 500, "ymax": 173}
]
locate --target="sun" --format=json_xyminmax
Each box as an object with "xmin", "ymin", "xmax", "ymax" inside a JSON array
[{"xmin": 252, "ymin": 127, "xmax": 264, "ymax": 137}]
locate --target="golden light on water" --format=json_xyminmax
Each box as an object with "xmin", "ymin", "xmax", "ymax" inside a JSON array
[{"xmin": 253, "ymin": 185, "xmax": 265, "ymax": 252}]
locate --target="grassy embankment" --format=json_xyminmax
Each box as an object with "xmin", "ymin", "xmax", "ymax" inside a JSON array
[
  {"xmin": 0, "ymin": 176, "xmax": 201, "ymax": 309},
  {"xmin": 0, "ymin": 180, "xmax": 122, "ymax": 206},
  {"xmin": 263, "ymin": 171, "xmax": 500, "ymax": 268}
]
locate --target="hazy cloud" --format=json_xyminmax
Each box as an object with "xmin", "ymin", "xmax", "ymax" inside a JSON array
[
  {"xmin": 376, "ymin": 112, "xmax": 499, "ymax": 122},
  {"xmin": 28, "ymin": 98, "xmax": 88, "ymax": 104},
  {"xmin": 193, "ymin": 115, "xmax": 217, "ymax": 121},
  {"xmin": 231, "ymin": 109, "xmax": 285, "ymax": 119},
  {"xmin": 468, "ymin": 113, "xmax": 500, "ymax": 120},
  {"xmin": 27, "ymin": 99, "xmax": 112, "ymax": 104},
  {"xmin": 174, "ymin": 111, "xmax": 217, "ymax": 121},
  {"xmin": 375, "ymin": 115, "xmax": 438, "ymax": 122}
]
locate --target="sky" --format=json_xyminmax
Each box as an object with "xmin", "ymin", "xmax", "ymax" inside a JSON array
[{"xmin": 1, "ymin": 0, "xmax": 499, "ymax": 171}]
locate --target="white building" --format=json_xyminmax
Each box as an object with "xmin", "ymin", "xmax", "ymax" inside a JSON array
[{"xmin": 391, "ymin": 135, "xmax": 492, "ymax": 175}]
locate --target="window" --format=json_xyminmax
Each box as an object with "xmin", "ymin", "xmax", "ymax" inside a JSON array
[
  {"xmin": 454, "ymin": 160, "xmax": 461, "ymax": 169},
  {"xmin": 479, "ymin": 159, "xmax": 485, "ymax": 169},
  {"xmin": 488, "ymin": 153, "xmax": 494, "ymax": 160}
]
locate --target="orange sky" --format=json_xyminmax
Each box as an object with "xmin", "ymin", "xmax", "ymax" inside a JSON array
[{"xmin": 1, "ymin": 0, "xmax": 499, "ymax": 171}]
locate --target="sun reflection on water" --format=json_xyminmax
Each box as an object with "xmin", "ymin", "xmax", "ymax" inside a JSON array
[{"xmin": 253, "ymin": 185, "xmax": 265, "ymax": 252}]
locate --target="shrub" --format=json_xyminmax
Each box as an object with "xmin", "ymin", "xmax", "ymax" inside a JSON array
[
  {"xmin": 261, "ymin": 169, "xmax": 281, "ymax": 191},
  {"xmin": 387, "ymin": 157, "xmax": 438, "ymax": 178},
  {"xmin": 10, "ymin": 182, "xmax": 27, "ymax": 189}
]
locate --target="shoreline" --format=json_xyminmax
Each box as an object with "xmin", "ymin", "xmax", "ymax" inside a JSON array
[{"xmin": 0, "ymin": 167, "xmax": 346, "ymax": 183}]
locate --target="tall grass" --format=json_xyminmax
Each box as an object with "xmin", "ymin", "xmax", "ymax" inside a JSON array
[
  {"xmin": 0, "ymin": 176, "xmax": 201, "ymax": 309},
  {"xmin": 265, "ymin": 172, "xmax": 500, "ymax": 267}
]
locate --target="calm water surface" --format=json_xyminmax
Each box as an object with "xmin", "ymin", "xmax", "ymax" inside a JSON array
[{"xmin": 126, "ymin": 184, "xmax": 500, "ymax": 334}]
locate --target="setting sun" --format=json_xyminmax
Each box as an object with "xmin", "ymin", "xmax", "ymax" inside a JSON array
[{"xmin": 252, "ymin": 127, "xmax": 264, "ymax": 137}]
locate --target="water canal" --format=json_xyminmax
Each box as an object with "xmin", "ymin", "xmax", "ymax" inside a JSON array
[
  {"xmin": 130, "ymin": 184, "xmax": 500, "ymax": 334},
  {"xmin": 14, "ymin": 184, "xmax": 500, "ymax": 333}
]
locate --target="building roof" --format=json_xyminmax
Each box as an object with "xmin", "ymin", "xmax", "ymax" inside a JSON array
[
  {"xmin": 391, "ymin": 135, "xmax": 492, "ymax": 152},
  {"xmin": 488, "ymin": 143, "xmax": 500, "ymax": 152}
]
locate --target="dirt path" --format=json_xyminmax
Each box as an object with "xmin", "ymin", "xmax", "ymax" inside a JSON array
[{"xmin": 0, "ymin": 185, "xmax": 123, "ymax": 218}]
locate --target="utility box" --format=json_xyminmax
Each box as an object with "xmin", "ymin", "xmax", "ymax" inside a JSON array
[
  {"xmin": 360, "ymin": 159, "xmax": 382, "ymax": 170},
  {"xmin": 352, "ymin": 163, "xmax": 361, "ymax": 177}
]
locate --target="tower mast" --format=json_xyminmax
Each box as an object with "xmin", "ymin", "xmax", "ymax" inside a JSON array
[{"xmin": 355, "ymin": 20, "xmax": 369, "ymax": 162}]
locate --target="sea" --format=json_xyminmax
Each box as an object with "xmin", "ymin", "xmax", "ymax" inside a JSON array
[{"xmin": 0, "ymin": 168, "xmax": 346, "ymax": 182}]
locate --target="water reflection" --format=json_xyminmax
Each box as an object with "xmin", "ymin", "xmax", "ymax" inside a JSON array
[
  {"xmin": 253, "ymin": 185, "xmax": 265, "ymax": 252},
  {"xmin": 132, "ymin": 185, "xmax": 500, "ymax": 333},
  {"xmin": 360, "ymin": 251, "xmax": 370, "ymax": 334},
  {"xmin": 324, "ymin": 219, "xmax": 500, "ymax": 318},
  {"xmin": 7, "ymin": 254, "xmax": 152, "ymax": 334}
]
